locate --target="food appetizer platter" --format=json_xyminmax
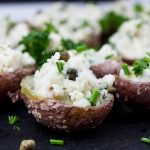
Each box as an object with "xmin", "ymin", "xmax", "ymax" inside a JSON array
[{"xmin": 0, "ymin": 1, "xmax": 150, "ymax": 150}]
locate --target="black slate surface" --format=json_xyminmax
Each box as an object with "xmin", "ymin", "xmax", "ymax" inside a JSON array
[{"xmin": 0, "ymin": 101, "xmax": 150, "ymax": 150}]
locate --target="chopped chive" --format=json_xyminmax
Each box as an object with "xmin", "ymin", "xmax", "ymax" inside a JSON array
[
  {"xmin": 134, "ymin": 3, "xmax": 143, "ymax": 13},
  {"xmin": 122, "ymin": 63, "xmax": 131, "ymax": 75},
  {"xmin": 56, "ymin": 62, "xmax": 64, "ymax": 73},
  {"xmin": 132, "ymin": 56, "xmax": 150, "ymax": 76},
  {"xmin": 8, "ymin": 115, "xmax": 20, "ymax": 131},
  {"xmin": 8, "ymin": 115, "xmax": 19, "ymax": 125},
  {"xmin": 81, "ymin": 20, "xmax": 90, "ymax": 28},
  {"xmin": 105, "ymin": 54, "xmax": 113, "ymax": 60},
  {"xmin": 90, "ymin": 88, "xmax": 100, "ymax": 106},
  {"xmin": 141, "ymin": 137, "xmax": 150, "ymax": 144},
  {"xmin": 50, "ymin": 139, "xmax": 64, "ymax": 146},
  {"xmin": 136, "ymin": 22, "xmax": 143, "ymax": 29},
  {"xmin": 76, "ymin": 45, "xmax": 88, "ymax": 53}
]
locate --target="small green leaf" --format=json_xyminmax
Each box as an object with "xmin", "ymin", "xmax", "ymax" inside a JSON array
[
  {"xmin": 61, "ymin": 39, "xmax": 89, "ymax": 52},
  {"xmin": 134, "ymin": 3, "xmax": 143, "ymax": 13},
  {"xmin": 8, "ymin": 115, "xmax": 20, "ymax": 131},
  {"xmin": 19, "ymin": 23, "xmax": 57, "ymax": 67},
  {"xmin": 99, "ymin": 11, "xmax": 128, "ymax": 34},
  {"xmin": 8, "ymin": 115, "xmax": 19, "ymax": 125},
  {"xmin": 132, "ymin": 56, "xmax": 150, "ymax": 76}
]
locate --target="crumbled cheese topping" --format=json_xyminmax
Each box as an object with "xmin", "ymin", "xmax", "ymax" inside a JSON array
[
  {"xmin": 110, "ymin": 19, "xmax": 150, "ymax": 60},
  {"xmin": 31, "ymin": 52, "xmax": 115, "ymax": 107},
  {"xmin": 120, "ymin": 66, "xmax": 150, "ymax": 82},
  {"xmin": 0, "ymin": 45, "xmax": 35, "ymax": 73},
  {"xmin": 28, "ymin": 3, "xmax": 102, "ymax": 43},
  {"xmin": 71, "ymin": 44, "xmax": 118, "ymax": 65},
  {"xmin": 7, "ymin": 22, "xmax": 30, "ymax": 47}
]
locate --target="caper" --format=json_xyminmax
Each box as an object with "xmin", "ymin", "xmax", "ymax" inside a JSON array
[
  {"xmin": 67, "ymin": 68, "xmax": 78, "ymax": 81},
  {"xmin": 20, "ymin": 139, "xmax": 36, "ymax": 150},
  {"xmin": 60, "ymin": 51, "xmax": 70, "ymax": 62}
]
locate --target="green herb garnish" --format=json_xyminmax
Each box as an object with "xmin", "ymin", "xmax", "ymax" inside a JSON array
[
  {"xmin": 8, "ymin": 115, "xmax": 20, "ymax": 131},
  {"xmin": 99, "ymin": 11, "xmax": 128, "ymax": 36},
  {"xmin": 76, "ymin": 44, "xmax": 88, "ymax": 53},
  {"xmin": 132, "ymin": 56, "xmax": 150, "ymax": 76},
  {"xmin": 45, "ymin": 22, "xmax": 58, "ymax": 33},
  {"xmin": 141, "ymin": 137, "xmax": 150, "ymax": 144},
  {"xmin": 105, "ymin": 54, "xmax": 114, "ymax": 60},
  {"xmin": 19, "ymin": 23, "xmax": 58, "ymax": 67},
  {"xmin": 90, "ymin": 88, "xmax": 100, "ymax": 106},
  {"xmin": 61, "ymin": 39, "xmax": 88, "ymax": 52},
  {"xmin": 122, "ymin": 63, "xmax": 131, "ymax": 76},
  {"xmin": 134, "ymin": 3, "xmax": 143, "ymax": 13},
  {"xmin": 60, "ymin": 20, "xmax": 67, "ymax": 24},
  {"xmin": 56, "ymin": 62, "xmax": 64, "ymax": 73},
  {"xmin": 50, "ymin": 139, "xmax": 64, "ymax": 146},
  {"xmin": 136, "ymin": 22, "xmax": 143, "ymax": 29},
  {"xmin": 80, "ymin": 20, "xmax": 90, "ymax": 28}
]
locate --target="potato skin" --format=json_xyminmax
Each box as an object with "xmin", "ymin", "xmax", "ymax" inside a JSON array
[
  {"xmin": 114, "ymin": 76, "xmax": 150, "ymax": 109},
  {"xmin": 122, "ymin": 58, "xmax": 135, "ymax": 65},
  {"xmin": 81, "ymin": 34, "xmax": 100, "ymax": 48},
  {"xmin": 0, "ymin": 65, "xmax": 36, "ymax": 102},
  {"xmin": 21, "ymin": 94, "xmax": 114, "ymax": 132},
  {"xmin": 90, "ymin": 60, "xmax": 121, "ymax": 78}
]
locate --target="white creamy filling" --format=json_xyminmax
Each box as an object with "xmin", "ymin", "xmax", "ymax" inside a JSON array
[
  {"xmin": 120, "ymin": 67, "xmax": 150, "ymax": 82},
  {"xmin": 0, "ymin": 45, "xmax": 35, "ymax": 73},
  {"xmin": 32, "ymin": 52, "xmax": 115, "ymax": 107},
  {"xmin": 49, "ymin": 33, "xmax": 62, "ymax": 50},
  {"xmin": 28, "ymin": 3, "xmax": 101, "ymax": 42},
  {"xmin": 0, "ymin": 17, "xmax": 10, "ymax": 37},
  {"xmin": 110, "ymin": 19, "xmax": 150, "ymax": 60},
  {"xmin": 0, "ymin": 20, "xmax": 30, "ymax": 48},
  {"xmin": 75, "ymin": 44, "xmax": 117, "ymax": 65},
  {"xmin": 28, "ymin": 12, "xmax": 49, "ymax": 28},
  {"xmin": 106, "ymin": 1, "xmax": 135, "ymax": 19},
  {"xmin": 7, "ymin": 23, "xmax": 30, "ymax": 47},
  {"xmin": 0, "ymin": 17, "xmax": 13, "ymax": 46}
]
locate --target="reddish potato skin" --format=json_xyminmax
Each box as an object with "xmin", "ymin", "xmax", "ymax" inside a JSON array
[
  {"xmin": 90, "ymin": 60, "xmax": 121, "ymax": 78},
  {"xmin": 81, "ymin": 34, "xmax": 101, "ymax": 48},
  {"xmin": 0, "ymin": 65, "xmax": 36, "ymax": 102},
  {"xmin": 21, "ymin": 94, "xmax": 114, "ymax": 132},
  {"xmin": 122, "ymin": 58, "xmax": 135, "ymax": 65},
  {"xmin": 114, "ymin": 76, "xmax": 150, "ymax": 109}
]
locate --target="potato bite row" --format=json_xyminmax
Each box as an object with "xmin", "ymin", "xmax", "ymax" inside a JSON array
[{"xmin": 0, "ymin": 1, "xmax": 150, "ymax": 133}]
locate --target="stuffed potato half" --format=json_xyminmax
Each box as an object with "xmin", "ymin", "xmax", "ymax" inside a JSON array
[
  {"xmin": 115, "ymin": 76, "xmax": 150, "ymax": 109},
  {"xmin": 80, "ymin": 44, "xmax": 121, "ymax": 78},
  {"xmin": 21, "ymin": 52, "xmax": 115, "ymax": 132},
  {"xmin": 0, "ymin": 45, "xmax": 35, "ymax": 102},
  {"xmin": 114, "ymin": 55, "xmax": 150, "ymax": 109}
]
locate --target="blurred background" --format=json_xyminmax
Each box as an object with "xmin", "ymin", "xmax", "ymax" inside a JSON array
[{"xmin": 0, "ymin": 0, "xmax": 116, "ymax": 2}]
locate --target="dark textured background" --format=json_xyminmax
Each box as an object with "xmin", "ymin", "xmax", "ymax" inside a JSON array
[{"xmin": 0, "ymin": 100, "xmax": 150, "ymax": 150}]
